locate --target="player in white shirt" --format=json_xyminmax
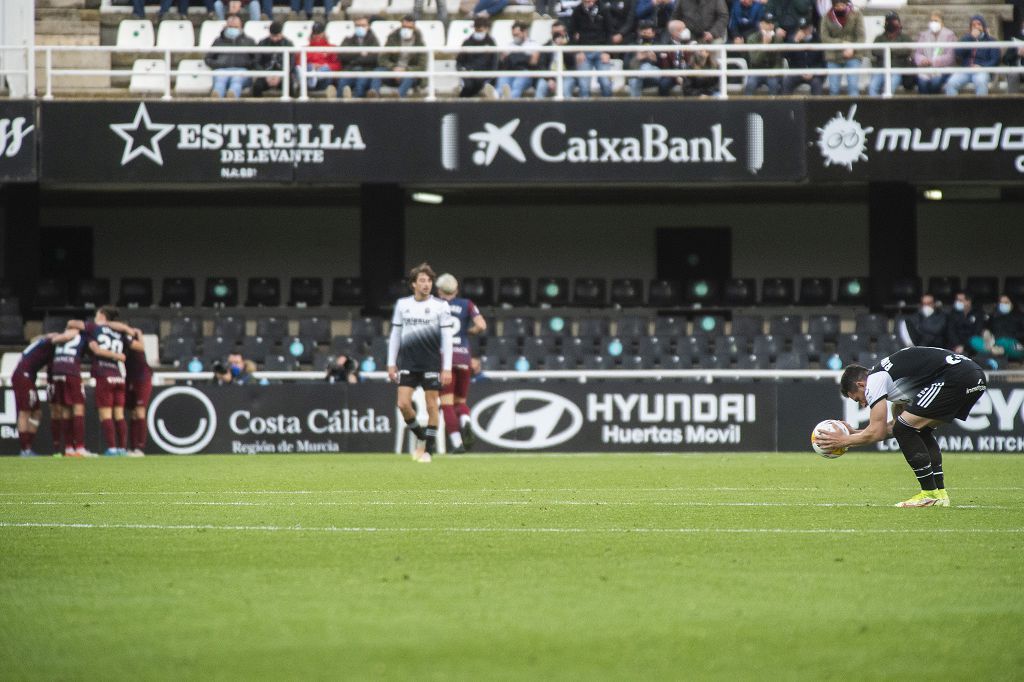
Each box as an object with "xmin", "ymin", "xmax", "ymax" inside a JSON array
[{"xmin": 387, "ymin": 263, "xmax": 454, "ymax": 462}]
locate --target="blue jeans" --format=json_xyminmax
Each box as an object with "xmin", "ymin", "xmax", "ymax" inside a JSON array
[
  {"xmin": 569, "ymin": 51, "xmax": 612, "ymax": 98},
  {"xmin": 215, "ymin": 0, "xmax": 269, "ymax": 20},
  {"xmin": 133, "ymin": 0, "xmax": 214, "ymax": 17},
  {"xmin": 867, "ymin": 72, "xmax": 899, "ymax": 96},
  {"xmin": 340, "ymin": 68, "xmax": 385, "ymax": 96},
  {"xmin": 917, "ymin": 73, "xmax": 948, "ymax": 94},
  {"xmin": 744, "ymin": 74, "xmax": 781, "ymax": 95},
  {"xmin": 827, "ymin": 58, "xmax": 860, "ymax": 95},
  {"xmin": 213, "ymin": 68, "xmax": 251, "ymax": 97},
  {"xmin": 495, "ymin": 74, "xmax": 534, "ymax": 98},
  {"xmin": 628, "ymin": 62, "xmax": 660, "ymax": 97},
  {"xmin": 473, "ymin": 0, "xmax": 509, "ymax": 15},
  {"xmin": 290, "ymin": 0, "xmax": 336, "ymax": 16},
  {"xmin": 305, "ymin": 64, "xmax": 335, "ymax": 91},
  {"xmin": 945, "ymin": 70, "xmax": 990, "ymax": 96}
]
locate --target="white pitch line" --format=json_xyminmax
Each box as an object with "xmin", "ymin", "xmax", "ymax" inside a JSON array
[
  {"xmin": 0, "ymin": 486, "xmax": 958, "ymax": 496},
  {"xmin": 1, "ymin": 500, "xmax": 1011, "ymax": 509},
  {"xmin": 1, "ymin": 521, "xmax": 1022, "ymax": 535}
]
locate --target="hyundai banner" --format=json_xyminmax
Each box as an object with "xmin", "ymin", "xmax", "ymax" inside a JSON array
[{"xmin": 0, "ymin": 100, "xmax": 36, "ymax": 182}]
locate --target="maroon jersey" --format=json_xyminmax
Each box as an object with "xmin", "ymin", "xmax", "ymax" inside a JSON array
[
  {"xmin": 51, "ymin": 332, "xmax": 88, "ymax": 377},
  {"xmin": 87, "ymin": 321, "xmax": 127, "ymax": 378},
  {"xmin": 15, "ymin": 337, "xmax": 55, "ymax": 379},
  {"xmin": 446, "ymin": 296, "xmax": 480, "ymax": 367},
  {"xmin": 125, "ymin": 335, "xmax": 153, "ymax": 385}
]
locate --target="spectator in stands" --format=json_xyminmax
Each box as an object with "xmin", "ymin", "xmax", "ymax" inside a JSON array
[
  {"xmin": 496, "ymin": 22, "xmax": 540, "ymax": 98},
  {"xmin": 457, "ymin": 17, "xmax": 499, "ymax": 98},
  {"xmin": 782, "ymin": 18, "xmax": 823, "ymax": 93},
  {"xmin": 606, "ymin": 0, "xmax": 639, "ymax": 46},
  {"xmin": 635, "ymin": 0, "xmax": 674, "ymax": 32},
  {"xmin": 944, "ymin": 15, "xmax": 1001, "ymax": 96},
  {"xmin": 765, "ymin": 0, "xmax": 810, "ymax": 40},
  {"xmin": 339, "ymin": 16, "xmax": 384, "ymax": 98},
  {"xmin": 215, "ymin": 0, "xmax": 267, "ymax": 22},
  {"xmin": 683, "ymin": 38, "xmax": 720, "ymax": 94},
  {"xmin": 325, "ymin": 354, "xmax": 360, "ymax": 384},
  {"xmin": 205, "ymin": 14, "xmax": 257, "ymax": 98},
  {"xmin": 290, "ymin": 0, "xmax": 336, "ymax": 20},
  {"xmin": 381, "ymin": 16, "xmax": 427, "ymax": 98},
  {"xmin": 1005, "ymin": 20, "xmax": 1024, "ymax": 94},
  {"xmin": 416, "ymin": 0, "xmax": 449, "ymax": 27},
  {"xmin": 628, "ymin": 20, "xmax": 665, "ymax": 96},
  {"xmin": 744, "ymin": 12, "xmax": 784, "ymax": 94},
  {"xmin": 569, "ymin": 0, "xmax": 615, "ymax": 97},
  {"xmin": 672, "ymin": 0, "xmax": 729, "ymax": 43},
  {"xmin": 820, "ymin": 0, "xmax": 864, "ymax": 96},
  {"xmin": 536, "ymin": 0, "xmax": 559, "ymax": 18},
  {"xmin": 728, "ymin": 0, "xmax": 766, "ymax": 42},
  {"xmin": 133, "ymin": 0, "xmax": 214, "ymax": 21},
  {"xmin": 950, "ymin": 291, "xmax": 986, "ymax": 356},
  {"xmin": 913, "ymin": 11, "xmax": 957, "ymax": 94},
  {"xmin": 899, "ymin": 293, "xmax": 955, "ymax": 350},
  {"xmin": 535, "ymin": 22, "xmax": 576, "ymax": 97},
  {"xmin": 214, "ymin": 352, "xmax": 257, "ymax": 385},
  {"xmin": 252, "ymin": 21, "xmax": 297, "ymax": 98},
  {"xmin": 303, "ymin": 22, "xmax": 341, "ymax": 94},
  {"xmin": 985, "ymin": 294, "xmax": 1024, "ymax": 361},
  {"xmin": 867, "ymin": 11, "xmax": 914, "ymax": 96},
  {"xmin": 474, "ymin": 0, "xmax": 510, "ymax": 18},
  {"xmin": 655, "ymin": 19, "xmax": 692, "ymax": 96}
]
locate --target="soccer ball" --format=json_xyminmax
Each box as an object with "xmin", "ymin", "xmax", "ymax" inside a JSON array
[{"xmin": 811, "ymin": 419, "xmax": 850, "ymax": 459}]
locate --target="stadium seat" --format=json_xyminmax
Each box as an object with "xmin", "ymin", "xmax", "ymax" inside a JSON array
[
  {"xmin": 522, "ymin": 335, "xmax": 558, "ymax": 356},
  {"xmin": 42, "ymin": 315, "xmax": 68, "ymax": 334},
  {"xmin": 160, "ymin": 277, "xmax": 196, "ymax": 307},
  {"xmin": 119, "ymin": 278, "xmax": 154, "ymax": 308},
  {"xmin": 366, "ymin": 336, "xmax": 388, "ymax": 365},
  {"xmin": 529, "ymin": 18, "xmax": 555, "ymax": 45},
  {"xmin": 761, "ymin": 278, "xmax": 795, "ymax": 306},
  {"xmin": 573, "ymin": 278, "xmax": 607, "ymax": 307},
  {"xmin": 637, "ymin": 335, "xmax": 665, "ymax": 360},
  {"xmin": 692, "ymin": 314, "xmax": 724, "ymax": 336},
  {"xmin": 578, "ymin": 317, "xmax": 610, "ymax": 338},
  {"xmin": 648, "ymin": 280, "xmax": 681, "ymax": 308},
  {"xmin": 722, "ymin": 278, "xmax": 756, "ymax": 307},
  {"xmin": 1004, "ymin": 276, "xmax": 1024, "ymax": 302},
  {"xmin": 330, "ymin": 278, "xmax": 363, "ymax": 306},
  {"xmin": 0, "ymin": 315, "xmax": 24, "ymax": 344},
  {"xmin": 836, "ymin": 333, "xmax": 868, "ymax": 363},
  {"xmin": 791, "ymin": 333, "xmax": 823, "ymax": 361},
  {"xmin": 682, "ymin": 278, "xmax": 718, "ymax": 306},
  {"xmin": 370, "ymin": 20, "xmax": 400, "ymax": 46},
  {"xmin": 240, "ymin": 335, "xmax": 271, "ymax": 363},
  {"xmin": 501, "ymin": 316, "xmax": 535, "ymax": 338},
  {"xmin": 73, "ymin": 278, "xmax": 111, "ymax": 309},
  {"xmin": 806, "ymin": 314, "xmax": 840, "ymax": 343},
  {"xmin": 730, "ymin": 314, "xmax": 763, "ymax": 339},
  {"xmin": 768, "ymin": 314, "xmax": 801, "ymax": 340},
  {"xmin": 713, "ymin": 335, "xmax": 748, "ymax": 361},
  {"xmin": 386, "ymin": 279, "xmax": 409, "ymax": 301},
  {"xmin": 389, "ymin": 0, "xmax": 416, "ymax": 14},
  {"xmin": 461, "ymin": 277, "xmax": 493, "ymax": 306},
  {"xmin": 283, "ymin": 20, "xmax": 315, "ymax": 46},
  {"xmin": 312, "ymin": 348, "xmax": 334, "ymax": 371},
  {"xmin": 677, "ymin": 336, "xmax": 707, "ymax": 357},
  {"xmin": 536, "ymin": 277, "xmax": 570, "ymax": 306},
  {"xmin": 497, "ymin": 277, "xmax": 531, "ymax": 306},
  {"xmin": 129, "ymin": 59, "xmax": 169, "ymax": 95},
  {"xmin": 350, "ymin": 317, "xmax": 383, "ymax": 339},
  {"xmin": 417, "ymin": 20, "xmax": 446, "ymax": 49},
  {"xmin": 298, "ymin": 317, "xmax": 331, "ymax": 344},
  {"xmin": 264, "ymin": 354, "xmax": 299, "ymax": 371},
  {"xmin": 582, "ymin": 354, "xmax": 610, "ymax": 370},
  {"xmin": 429, "ymin": 57, "xmax": 461, "ymax": 95},
  {"xmin": 609, "ymin": 278, "xmax": 643, "ymax": 307},
  {"xmin": 966, "ymin": 276, "xmax": 999, "ymax": 305},
  {"xmin": 156, "ymin": 20, "xmax": 196, "ymax": 49},
  {"xmin": 653, "ymin": 316, "xmax": 685, "ymax": 337},
  {"xmin": 752, "ymin": 334, "xmax": 779, "ymax": 360},
  {"xmin": 659, "ymin": 353, "xmax": 691, "ymax": 369},
  {"xmin": 601, "ymin": 336, "xmax": 629, "ymax": 360},
  {"xmin": 478, "ymin": 354, "xmax": 502, "ymax": 371},
  {"xmin": 347, "ymin": 0, "xmax": 388, "ymax": 14},
  {"xmin": 202, "ymin": 336, "xmax": 236, "ymax": 364},
  {"xmin": 539, "ymin": 314, "xmax": 571, "ymax": 337},
  {"xmin": 491, "ymin": 19, "xmax": 516, "ymax": 47},
  {"xmin": 284, "ymin": 337, "xmax": 316, "ymax": 364},
  {"xmin": 775, "ymin": 351, "xmax": 809, "ymax": 369},
  {"xmin": 927, "ymin": 276, "xmax": 960, "ymax": 303},
  {"xmin": 117, "ymin": 19, "xmax": 156, "ymax": 48},
  {"xmin": 446, "ymin": 20, "xmax": 475, "ymax": 49},
  {"xmin": 736, "ymin": 352, "xmax": 771, "ymax": 369},
  {"xmin": 255, "ymin": 316, "xmax": 288, "ymax": 344},
  {"xmin": 697, "ymin": 353, "xmax": 729, "ymax": 369},
  {"xmin": 245, "ymin": 20, "xmax": 273, "ymax": 43},
  {"xmin": 615, "ymin": 315, "xmax": 649, "ymax": 339},
  {"xmin": 168, "ymin": 315, "xmax": 201, "ymax": 339},
  {"xmin": 856, "ymin": 351, "xmax": 880, "ymax": 368},
  {"xmin": 559, "ymin": 338, "xmax": 588, "ymax": 365},
  {"xmin": 836, "ymin": 276, "xmax": 869, "ymax": 306},
  {"xmin": 33, "ymin": 278, "xmax": 68, "ymax": 309},
  {"xmin": 204, "ymin": 277, "xmax": 239, "ymax": 307},
  {"xmin": 160, "ymin": 337, "xmax": 196, "ymax": 366},
  {"xmin": 129, "ymin": 315, "xmax": 159, "ymax": 336},
  {"xmin": 543, "ymin": 353, "xmax": 570, "ymax": 370},
  {"xmin": 854, "ymin": 313, "xmax": 889, "ymax": 339},
  {"xmin": 798, "ymin": 277, "xmax": 832, "ymax": 306},
  {"xmin": 330, "ymin": 335, "xmax": 365, "ymax": 356},
  {"xmin": 324, "ymin": 20, "xmax": 354, "ymax": 45},
  {"xmin": 485, "ymin": 336, "xmax": 517, "ymax": 360},
  {"xmin": 198, "ymin": 21, "xmax": 226, "ymax": 48},
  {"xmin": 876, "ymin": 334, "xmax": 901, "ymax": 356},
  {"xmin": 621, "ymin": 354, "xmax": 649, "ymax": 370},
  {"xmin": 289, "ymin": 277, "xmax": 324, "ymax": 307},
  {"xmin": 246, "ymin": 277, "xmax": 281, "ymax": 307},
  {"xmin": 174, "ymin": 59, "xmax": 213, "ymax": 95},
  {"xmin": 0, "ymin": 297, "xmax": 19, "ymax": 314},
  {"xmin": 886, "ymin": 275, "xmax": 921, "ymax": 306},
  {"xmin": 212, "ymin": 315, "xmax": 246, "ymax": 342}
]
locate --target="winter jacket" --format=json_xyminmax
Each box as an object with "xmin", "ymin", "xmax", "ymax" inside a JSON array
[
  {"xmin": 913, "ymin": 27, "xmax": 957, "ymax": 68},
  {"xmin": 765, "ymin": 0, "xmax": 811, "ymax": 34},
  {"xmin": 901, "ymin": 310, "xmax": 955, "ymax": 350},
  {"xmin": 728, "ymin": 0, "xmax": 766, "ymax": 40},
  {"xmin": 603, "ymin": 0, "xmax": 638, "ymax": 41},
  {"xmin": 255, "ymin": 35, "xmax": 294, "ymax": 71},
  {"xmin": 671, "ymin": 0, "xmax": 729, "ymax": 40},
  {"xmin": 306, "ymin": 34, "xmax": 341, "ymax": 71},
  {"xmin": 746, "ymin": 29, "xmax": 784, "ymax": 68},
  {"xmin": 457, "ymin": 33, "xmax": 499, "ymax": 72},
  {"xmin": 341, "ymin": 31, "xmax": 381, "ymax": 70},
  {"xmin": 870, "ymin": 31, "xmax": 913, "ymax": 68},
  {"xmin": 381, "ymin": 29, "xmax": 426, "ymax": 71},
  {"xmin": 570, "ymin": 3, "xmax": 612, "ymax": 45},
  {"xmin": 786, "ymin": 29, "xmax": 825, "ymax": 69},
  {"xmin": 955, "ymin": 20, "xmax": 1001, "ymax": 67},
  {"xmin": 820, "ymin": 7, "xmax": 865, "ymax": 62},
  {"xmin": 205, "ymin": 31, "xmax": 256, "ymax": 70}
]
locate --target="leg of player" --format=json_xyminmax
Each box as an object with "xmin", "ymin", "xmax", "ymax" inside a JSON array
[
  {"xmin": 455, "ymin": 399, "xmax": 474, "ymax": 449},
  {"xmin": 894, "ymin": 411, "xmax": 948, "ymax": 507},
  {"xmin": 129, "ymin": 404, "xmax": 148, "ymax": 456},
  {"xmin": 919, "ymin": 428, "xmax": 948, "ymax": 506},
  {"xmin": 16, "ymin": 409, "xmax": 38, "ymax": 456},
  {"xmin": 98, "ymin": 405, "xmax": 119, "ymax": 456},
  {"xmin": 441, "ymin": 392, "xmax": 464, "ymax": 453},
  {"xmin": 423, "ymin": 389, "xmax": 441, "ymax": 459},
  {"xmin": 113, "ymin": 405, "xmax": 128, "ymax": 455},
  {"xmin": 397, "ymin": 385, "xmax": 428, "ymax": 459},
  {"xmin": 72, "ymin": 403, "xmax": 90, "ymax": 457}
]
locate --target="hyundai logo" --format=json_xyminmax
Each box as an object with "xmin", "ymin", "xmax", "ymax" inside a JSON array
[
  {"xmin": 147, "ymin": 386, "xmax": 218, "ymax": 454},
  {"xmin": 471, "ymin": 390, "xmax": 583, "ymax": 450}
]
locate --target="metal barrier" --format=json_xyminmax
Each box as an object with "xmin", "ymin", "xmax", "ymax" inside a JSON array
[{"xmin": 2, "ymin": 40, "xmax": 1022, "ymax": 100}]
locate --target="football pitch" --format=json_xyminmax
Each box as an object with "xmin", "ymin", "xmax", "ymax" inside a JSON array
[{"xmin": 1, "ymin": 452, "xmax": 1022, "ymax": 680}]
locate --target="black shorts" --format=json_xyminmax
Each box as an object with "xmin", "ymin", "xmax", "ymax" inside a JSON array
[
  {"xmin": 905, "ymin": 361, "xmax": 988, "ymax": 423},
  {"xmin": 399, "ymin": 370, "xmax": 442, "ymax": 391}
]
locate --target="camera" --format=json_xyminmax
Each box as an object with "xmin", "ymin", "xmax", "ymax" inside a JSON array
[{"xmin": 211, "ymin": 360, "xmax": 227, "ymax": 375}]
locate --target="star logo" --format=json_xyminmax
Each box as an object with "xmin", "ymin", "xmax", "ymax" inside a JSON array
[
  {"xmin": 468, "ymin": 119, "xmax": 526, "ymax": 166},
  {"xmin": 109, "ymin": 103, "xmax": 175, "ymax": 167}
]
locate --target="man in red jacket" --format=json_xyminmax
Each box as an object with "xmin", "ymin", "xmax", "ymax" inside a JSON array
[{"xmin": 304, "ymin": 22, "xmax": 341, "ymax": 94}]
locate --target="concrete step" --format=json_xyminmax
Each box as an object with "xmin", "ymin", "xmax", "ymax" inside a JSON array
[
  {"xmin": 35, "ymin": 0, "xmax": 91, "ymax": 8},
  {"xmin": 36, "ymin": 49, "xmax": 111, "ymax": 91}
]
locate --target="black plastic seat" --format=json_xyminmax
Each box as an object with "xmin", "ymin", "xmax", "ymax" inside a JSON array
[
  {"xmin": 648, "ymin": 280, "xmax": 681, "ymax": 308},
  {"xmin": 203, "ymin": 277, "xmax": 238, "ymax": 307},
  {"xmin": 610, "ymin": 278, "xmax": 644, "ymax": 307},
  {"xmin": 573, "ymin": 278, "xmax": 607, "ymax": 307},
  {"xmin": 836, "ymin": 277, "xmax": 870, "ymax": 306},
  {"xmin": 330, "ymin": 278, "xmax": 364, "ymax": 306},
  {"xmin": 798, "ymin": 278, "xmax": 832, "ymax": 306},
  {"xmin": 246, "ymin": 278, "xmax": 281, "ymax": 307},
  {"xmin": 461, "ymin": 277, "xmax": 494, "ymax": 306},
  {"xmin": 119, "ymin": 278, "xmax": 154, "ymax": 308},
  {"xmin": 536, "ymin": 277, "xmax": 570, "ymax": 306},
  {"xmin": 160, "ymin": 277, "xmax": 196, "ymax": 307},
  {"xmin": 289, "ymin": 277, "xmax": 324, "ymax": 307},
  {"xmin": 74, "ymin": 278, "xmax": 111, "ymax": 309},
  {"xmin": 497, "ymin": 277, "xmax": 531, "ymax": 306},
  {"xmin": 722, "ymin": 278, "xmax": 756, "ymax": 306},
  {"xmin": 761, "ymin": 278, "xmax": 795, "ymax": 306}
]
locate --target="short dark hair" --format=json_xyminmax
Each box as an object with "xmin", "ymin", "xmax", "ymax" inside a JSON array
[
  {"xmin": 512, "ymin": 21, "xmax": 529, "ymax": 32},
  {"xmin": 473, "ymin": 16, "xmax": 491, "ymax": 29},
  {"xmin": 840, "ymin": 364, "xmax": 868, "ymax": 397},
  {"xmin": 98, "ymin": 305, "xmax": 120, "ymax": 321},
  {"xmin": 408, "ymin": 262, "xmax": 436, "ymax": 286},
  {"xmin": 268, "ymin": 20, "xmax": 283, "ymax": 35}
]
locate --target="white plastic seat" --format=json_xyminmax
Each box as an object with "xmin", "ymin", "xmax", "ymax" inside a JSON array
[
  {"xmin": 417, "ymin": 20, "xmax": 446, "ymax": 50},
  {"xmin": 371, "ymin": 20, "xmax": 401, "ymax": 46},
  {"xmin": 117, "ymin": 19, "xmax": 156, "ymax": 49},
  {"xmin": 129, "ymin": 58, "xmax": 169, "ymax": 94},
  {"xmin": 725, "ymin": 56, "xmax": 747, "ymax": 92},
  {"xmin": 348, "ymin": 0, "xmax": 389, "ymax": 15},
  {"xmin": 446, "ymin": 19, "xmax": 474, "ymax": 49},
  {"xmin": 283, "ymin": 20, "xmax": 315, "ymax": 46},
  {"xmin": 432, "ymin": 58, "xmax": 461, "ymax": 94},
  {"xmin": 198, "ymin": 20, "xmax": 226, "ymax": 48},
  {"xmin": 326, "ymin": 20, "xmax": 355, "ymax": 45},
  {"xmin": 156, "ymin": 20, "xmax": 195, "ymax": 49},
  {"xmin": 174, "ymin": 58, "xmax": 213, "ymax": 94},
  {"xmin": 491, "ymin": 19, "xmax": 515, "ymax": 47},
  {"xmin": 530, "ymin": 18, "xmax": 554, "ymax": 45},
  {"xmin": 862, "ymin": 15, "xmax": 885, "ymax": 44},
  {"xmin": 245, "ymin": 20, "xmax": 273, "ymax": 43}
]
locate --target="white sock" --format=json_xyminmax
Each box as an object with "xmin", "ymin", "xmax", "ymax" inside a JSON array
[
  {"xmin": 450, "ymin": 431, "xmax": 464, "ymax": 448},
  {"xmin": 459, "ymin": 414, "xmax": 471, "ymax": 428}
]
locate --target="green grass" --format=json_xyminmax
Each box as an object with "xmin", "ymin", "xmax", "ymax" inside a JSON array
[{"xmin": 1, "ymin": 452, "xmax": 1022, "ymax": 680}]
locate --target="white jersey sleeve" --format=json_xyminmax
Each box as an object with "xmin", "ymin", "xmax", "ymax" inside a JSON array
[
  {"xmin": 440, "ymin": 301, "xmax": 453, "ymax": 371},
  {"xmin": 864, "ymin": 371, "xmax": 895, "ymax": 408}
]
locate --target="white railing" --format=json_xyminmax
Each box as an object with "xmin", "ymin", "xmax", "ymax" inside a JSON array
[{"xmin": 1, "ymin": 40, "xmax": 1021, "ymax": 100}]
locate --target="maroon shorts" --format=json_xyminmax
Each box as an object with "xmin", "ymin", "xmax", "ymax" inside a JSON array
[
  {"xmin": 51, "ymin": 374, "xmax": 85, "ymax": 406},
  {"xmin": 126, "ymin": 379, "xmax": 153, "ymax": 409},
  {"xmin": 12, "ymin": 372, "xmax": 40, "ymax": 413},
  {"xmin": 95, "ymin": 375, "xmax": 126, "ymax": 408},
  {"xmin": 440, "ymin": 366, "xmax": 472, "ymax": 400}
]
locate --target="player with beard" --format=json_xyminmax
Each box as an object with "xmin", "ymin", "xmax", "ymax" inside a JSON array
[{"xmin": 435, "ymin": 274, "xmax": 487, "ymax": 453}]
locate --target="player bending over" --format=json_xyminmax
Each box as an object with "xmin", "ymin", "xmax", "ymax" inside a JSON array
[
  {"xmin": 387, "ymin": 263, "xmax": 454, "ymax": 463},
  {"xmin": 435, "ymin": 273, "xmax": 486, "ymax": 453},
  {"xmin": 816, "ymin": 346, "xmax": 987, "ymax": 508},
  {"xmin": 11, "ymin": 330, "xmax": 78, "ymax": 456}
]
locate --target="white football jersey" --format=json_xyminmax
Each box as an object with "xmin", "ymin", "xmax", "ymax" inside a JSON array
[{"xmin": 389, "ymin": 295, "xmax": 453, "ymax": 372}]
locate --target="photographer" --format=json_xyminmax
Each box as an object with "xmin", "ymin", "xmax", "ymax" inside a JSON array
[
  {"xmin": 325, "ymin": 354, "xmax": 360, "ymax": 384},
  {"xmin": 214, "ymin": 352, "xmax": 256, "ymax": 385}
]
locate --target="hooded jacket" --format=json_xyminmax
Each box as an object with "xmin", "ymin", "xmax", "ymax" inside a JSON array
[
  {"xmin": 820, "ymin": 5, "xmax": 865, "ymax": 62},
  {"xmin": 955, "ymin": 15, "xmax": 1001, "ymax": 67}
]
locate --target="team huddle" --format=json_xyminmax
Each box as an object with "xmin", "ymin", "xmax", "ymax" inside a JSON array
[{"xmin": 12, "ymin": 305, "xmax": 153, "ymax": 457}]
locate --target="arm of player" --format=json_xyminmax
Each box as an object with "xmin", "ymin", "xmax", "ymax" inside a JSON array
[
  {"xmin": 468, "ymin": 313, "xmax": 487, "ymax": 336},
  {"xmin": 49, "ymin": 328, "xmax": 79, "ymax": 345},
  {"xmin": 440, "ymin": 323, "xmax": 453, "ymax": 386},
  {"xmin": 129, "ymin": 329, "xmax": 146, "ymax": 352},
  {"xmin": 88, "ymin": 339, "xmax": 126, "ymax": 362},
  {"xmin": 386, "ymin": 324, "xmax": 401, "ymax": 383},
  {"xmin": 66, "ymin": 319, "xmax": 85, "ymax": 331},
  {"xmin": 817, "ymin": 400, "xmax": 890, "ymax": 450},
  {"xmin": 106, "ymin": 321, "xmax": 133, "ymax": 334}
]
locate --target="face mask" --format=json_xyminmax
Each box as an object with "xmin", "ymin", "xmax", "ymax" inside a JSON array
[
  {"xmin": 920, "ymin": 305, "xmax": 934, "ymax": 318},
  {"xmin": 224, "ymin": 27, "xmax": 241, "ymax": 39},
  {"xmin": 954, "ymin": 300, "xmax": 965, "ymax": 312},
  {"xmin": 400, "ymin": 27, "xmax": 413, "ymax": 40},
  {"xmin": 472, "ymin": 31, "xmax": 486, "ymax": 40},
  {"xmin": 681, "ymin": 28, "xmax": 691, "ymax": 41},
  {"xmin": 513, "ymin": 36, "xmax": 525, "ymax": 44},
  {"xmin": 929, "ymin": 20, "xmax": 941, "ymax": 33},
  {"xmin": 230, "ymin": 365, "xmax": 242, "ymax": 377},
  {"xmin": 999, "ymin": 302, "xmax": 1012, "ymax": 314},
  {"xmin": 355, "ymin": 26, "xmax": 367, "ymax": 37}
]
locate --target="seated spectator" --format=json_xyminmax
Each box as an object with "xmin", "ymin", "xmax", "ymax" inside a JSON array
[
  {"xmin": 655, "ymin": 19, "xmax": 692, "ymax": 96},
  {"xmin": 215, "ymin": 0, "xmax": 269, "ymax": 22},
  {"xmin": 381, "ymin": 15, "xmax": 426, "ymax": 98},
  {"xmin": 1004, "ymin": 19, "xmax": 1024, "ymax": 94},
  {"xmin": 985, "ymin": 294, "xmax": 1024, "ymax": 361},
  {"xmin": 536, "ymin": 0, "xmax": 559, "ymax": 19},
  {"xmin": 568, "ymin": 0, "xmax": 614, "ymax": 97},
  {"xmin": 205, "ymin": 14, "xmax": 256, "ymax": 98},
  {"xmin": 782, "ymin": 18, "xmax": 824, "ymax": 94},
  {"xmin": 743, "ymin": 13, "xmax": 783, "ymax": 94},
  {"xmin": 766, "ymin": 0, "xmax": 810, "ymax": 39},
  {"xmin": 325, "ymin": 354, "xmax": 360, "ymax": 384},
  {"xmin": 214, "ymin": 353, "xmax": 257, "ymax": 385},
  {"xmin": 290, "ymin": 0, "xmax": 336, "ymax": 19},
  {"xmin": 951, "ymin": 291, "xmax": 986, "ymax": 355},
  {"xmin": 944, "ymin": 15, "xmax": 1001, "ymax": 96},
  {"xmin": 867, "ymin": 11, "xmax": 914, "ymax": 96},
  {"xmin": 683, "ymin": 41, "xmax": 720, "ymax": 95},
  {"xmin": 474, "ymin": 0, "xmax": 509, "ymax": 18},
  {"xmin": 671, "ymin": 0, "xmax": 728, "ymax": 43},
  {"xmin": 252, "ymin": 21, "xmax": 297, "ymax": 98},
  {"xmin": 304, "ymin": 22, "xmax": 341, "ymax": 94},
  {"xmin": 628, "ymin": 20, "xmax": 664, "ymax": 96},
  {"xmin": 496, "ymin": 22, "xmax": 540, "ymax": 98},
  {"xmin": 728, "ymin": 0, "xmax": 765, "ymax": 42},
  {"xmin": 458, "ymin": 16, "xmax": 499, "ymax": 98},
  {"xmin": 133, "ymin": 0, "xmax": 214, "ymax": 20},
  {"xmin": 914, "ymin": 11, "xmax": 957, "ymax": 94},
  {"xmin": 340, "ymin": 16, "xmax": 384, "ymax": 98},
  {"xmin": 635, "ymin": 0, "xmax": 674, "ymax": 32},
  {"xmin": 899, "ymin": 293, "xmax": 955, "ymax": 350},
  {"xmin": 820, "ymin": 0, "xmax": 864, "ymax": 96},
  {"xmin": 606, "ymin": 0, "xmax": 639, "ymax": 46},
  {"xmin": 535, "ymin": 22, "xmax": 575, "ymax": 98}
]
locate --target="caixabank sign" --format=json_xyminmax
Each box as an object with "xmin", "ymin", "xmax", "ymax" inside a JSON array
[{"xmin": 0, "ymin": 100, "xmax": 37, "ymax": 182}]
